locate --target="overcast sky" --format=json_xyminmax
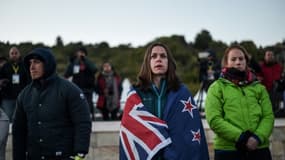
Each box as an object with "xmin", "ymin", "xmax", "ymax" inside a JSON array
[{"xmin": 1, "ymin": 0, "xmax": 284, "ymax": 47}]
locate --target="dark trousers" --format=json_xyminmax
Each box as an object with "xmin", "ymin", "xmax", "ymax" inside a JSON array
[
  {"xmin": 83, "ymin": 91, "xmax": 95, "ymax": 121},
  {"xmin": 99, "ymin": 107, "xmax": 119, "ymax": 121},
  {"xmin": 214, "ymin": 148, "xmax": 272, "ymax": 160}
]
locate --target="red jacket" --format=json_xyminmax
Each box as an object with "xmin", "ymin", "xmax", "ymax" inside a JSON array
[
  {"xmin": 260, "ymin": 62, "xmax": 283, "ymax": 91},
  {"xmin": 96, "ymin": 73, "xmax": 122, "ymax": 109}
]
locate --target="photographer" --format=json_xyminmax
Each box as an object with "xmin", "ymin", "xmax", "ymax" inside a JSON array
[
  {"xmin": 198, "ymin": 51, "xmax": 221, "ymax": 91},
  {"xmin": 64, "ymin": 47, "xmax": 98, "ymax": 121}
]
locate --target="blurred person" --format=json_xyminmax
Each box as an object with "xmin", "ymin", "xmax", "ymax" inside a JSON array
[
  {"xmin": 260, "ymin": 50, "xmax": 283, "ymax": 91},
  {"xmin": 205, "ymin": 45, "xmax": 274, "ymax": 160},
  {"xmin": 0, "ymin": 56, "xmax": 9, "ymax": 160},
  {"xmin": 247, "ymin": 54, "xmax": 262, "ymax": 79},
  {"xmin": 196, "ymin": 50, "xmax": 221, "ymax": 115},
  {"xmin": 260, "ymin": 50, "xmax": 283, "ymax": 114},
  {"xmin": 95, "ymin": 61, "xmax": 122, "ymax": 120},
  {"xmin": 0, "ymin": 56, "xmax": 8, "ymax": 102},
  {"xmin": 0, "ymin": 56, "xmax": 7, "ymax": 69},
  {"xmin": 12, "ymin": 48, "xmax": 91, "ymax": 160},
  {"xmin": 64, "ymin": 47, "xmax": 97, "ymax": 121},
  {"xmin": 0, "ymin": 108, "xmax": 9, "ymax": 160},
  {"xmin": 119, "ymin": 42, "xmax": 209, "ymax": 160},
  {"xmin": 0, "ymin": 47, "xmax": 30, "ymax": 121},
  {"xmin": 198, "ymin": 50, "xmax": 221, "ymax": 91}
]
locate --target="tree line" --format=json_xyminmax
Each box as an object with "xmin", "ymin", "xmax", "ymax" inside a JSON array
[{"xmin": 1, "ymin": 29, "xmax": 285, "ymax": 92}]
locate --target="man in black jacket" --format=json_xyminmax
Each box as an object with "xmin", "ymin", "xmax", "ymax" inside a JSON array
[
  {"xmin": 64, "ymin": 47, "xmax": 97, "ymax": 121},
  {"xmin": 0, "ymin": 47, "xmax": 30, "ymax": 122},
  {"xmin": 12, "ymin": 48, "xmax": 91, "ymax": 160}
]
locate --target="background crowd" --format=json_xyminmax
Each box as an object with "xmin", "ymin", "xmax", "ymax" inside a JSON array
[{"xmin": 0, "ymin": 40, "xmax": 284, "ymax": 159}]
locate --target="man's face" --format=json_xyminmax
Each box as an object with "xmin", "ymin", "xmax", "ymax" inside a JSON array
[
  {"xmin": 76, "ymin": 51, "xmax": 86, "ymax": 59},
  {"xmin": 9, "ymin": 48, "xmax": 20, "ymax": 62},
  {"xmin": 29, "ymin": 59, "xmax": 44, "ymax": 80},
  {"xmin": 265, "ymin": 51, "xmax": 274, "ymax": 63}
]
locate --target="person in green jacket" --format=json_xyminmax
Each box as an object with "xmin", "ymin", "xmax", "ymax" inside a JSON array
[{"xmin": 205, "ymin": 45, "xmax": 274, "ymax": 160}]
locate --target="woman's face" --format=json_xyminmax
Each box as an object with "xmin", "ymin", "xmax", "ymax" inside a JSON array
[
  {"xmin": 103, "ymin": 62, "xmax": 112, "ymax": 73},
  {"xmin": 225, "ymin": 48, "xmax": 247, "ymax": 71},
  {"xmin": 150, "ymin": 46, "xmax": 168, "ymax": 76}
]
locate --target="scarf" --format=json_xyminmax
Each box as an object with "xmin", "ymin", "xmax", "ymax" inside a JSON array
[
  {"xmin": 103, "ymin": 71, "xmax": 119, "ymax": 111},
  {"xmin": 221, "ymin": 67, "xmax": 257, "ymax": 86}
]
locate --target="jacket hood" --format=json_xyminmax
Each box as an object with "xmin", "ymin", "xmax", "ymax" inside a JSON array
[{"xmin": 24, "ymin": 48, "xmax": 56, "ymax": 79}]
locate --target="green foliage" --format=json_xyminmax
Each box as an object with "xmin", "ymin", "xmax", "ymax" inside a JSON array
[
  {"xmin": 194, "ymin": 29, "xmax": 213, "ymax": 50},
  {"xmin": 1, "ymin": 30, "xmax": 284, "ymax": 94}
]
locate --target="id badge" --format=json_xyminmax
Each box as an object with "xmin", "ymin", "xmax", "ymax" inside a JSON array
[
  {"xmin": 12, "ymin": 74, "xmax": 20, "ymax": 84},
  {"xmin": 73, "ymin": 65, "xmax": 80, "ymax": 74}
]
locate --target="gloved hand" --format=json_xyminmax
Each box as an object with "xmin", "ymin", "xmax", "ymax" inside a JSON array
[
  {"xmin": 74, "ymin": 155, "xmax": 84, "ymax": 160},
  {"xmin": 246, "ymin": 136, "xmax": 259, "ymax": 150},
  {"xmin": 235, "ymin": 130, "xmax": 252, "ymax": 152}
]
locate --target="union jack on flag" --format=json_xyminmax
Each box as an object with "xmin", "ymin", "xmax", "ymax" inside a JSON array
[
  {"xmin": 120, "ymin": 85, "xmax": 209, "ymax": 160},
  {"xmin": 119, "ymin": 90, "xmax": 172, "ymax": 160}
]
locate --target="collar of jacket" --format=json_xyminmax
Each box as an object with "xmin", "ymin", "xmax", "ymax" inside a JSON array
[{"xmin": 32, "ymin": 73, "xmax": 57, "ymax": 89}]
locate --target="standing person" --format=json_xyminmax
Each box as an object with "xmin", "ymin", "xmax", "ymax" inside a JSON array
[
  {"xmin": 205, "ymin": 45, "xmax": 274, "ymax": 160},
  {"xmin": 64, "ymin": 47, "xmax": 97, "ymax": 121},
  {"xmin": 0, "ymin": 55, "xmax": 9, "ymax": 160},
  {"xmin": 247, "ymin": 54, "xmax": 262, "ymax": 79},
  {"xmin": 196, "ymin": 50, "xmax": 220, "ymax": 115},
  {"xmin": 0, "ymin": 55, "xmax": 8, "ymax": 105},
  {"xmin": 96, "ymin": 61, "xmax": 122, "ymax": 120},
  {"xmin": 198, "ymin": 50, "xmax": 221, "ymax": 91},
  {"xmin": 0, "ymin": 47, "xmax": 30, "ymax": 122},
  {"xmin": 0, "ymin": 108, "xmax": 9, "ymax": 160},
  {"xmin": 0, "ymin": 109, "xmax": 9, "ymax": 160},
  {"xmin": 260, "ymin": 50, "xmax": 283, "ymax": 91},
  {"xmin": 260, "ymin": 50, "xmax": 283, "ymax": 113},
  {"xmin": 0, "ymin": 56, "xmax": 7, "ymax": 69},
  {"xmin": 119, "ymin": 42, "xmax": 209, "ymax": 160},
  {"xmin": 12, "ymin": 48, "xmax": 91, "ymax": 160}
]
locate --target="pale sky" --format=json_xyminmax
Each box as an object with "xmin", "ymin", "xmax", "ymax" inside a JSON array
[{"xmin": 1, "ymin": 0, "xmax": 284, "ymax": 47}]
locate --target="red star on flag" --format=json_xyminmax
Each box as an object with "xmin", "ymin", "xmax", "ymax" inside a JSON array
[
  {"xmin": 191, "ymin": 129, "xmax": 201, "ymax": 144},
  {"xmin": 180, "ymin": 97, "xmax": 197, "ymax": 118}
]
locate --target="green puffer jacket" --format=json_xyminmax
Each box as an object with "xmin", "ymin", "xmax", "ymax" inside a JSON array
[{"xmin": 205, "ymin": 78, "xmax": 274, "ymax": 150}]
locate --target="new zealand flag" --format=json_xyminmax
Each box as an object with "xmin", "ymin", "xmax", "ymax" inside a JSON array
[{"xmin": 119, "ymin": 85, "xmax": 209, "ymax": 160}]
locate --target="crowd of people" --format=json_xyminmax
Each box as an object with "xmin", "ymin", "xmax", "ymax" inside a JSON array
[
  {"xmin": 0, "ymin": 46, "xmax": 123, "ymax": 160},
  {"xmin": 0, "ymin": 43, "xmax": 283, "ymax": 159}
]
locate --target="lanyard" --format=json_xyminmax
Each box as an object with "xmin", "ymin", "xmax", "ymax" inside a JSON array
[{"xmin": 12, "ymin": 64, "xmax": 19, "ymax": 74}]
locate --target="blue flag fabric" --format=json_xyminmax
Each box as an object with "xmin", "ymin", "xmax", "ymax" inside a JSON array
[{"xmin": 119, "ymin": 85, "xmax": 209, "ymax": 160}]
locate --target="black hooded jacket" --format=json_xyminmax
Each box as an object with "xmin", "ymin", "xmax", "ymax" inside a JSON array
[{"xmin": 12, "ymin": 48, "xmax": 91, "ymax": 160}]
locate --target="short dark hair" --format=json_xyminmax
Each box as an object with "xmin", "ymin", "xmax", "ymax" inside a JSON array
[{"xmin": 77, "ymin": 47, "xmax": 88, "ymax": 55}]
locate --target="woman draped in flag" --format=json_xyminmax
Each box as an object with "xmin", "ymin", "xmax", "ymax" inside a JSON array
[
  {"xmin": 119, "ymin": 42, "xmax": 209, "ymax": 160},
  {"xmin": 205, "ymin": 45, "xmax": 274, "ymax": 160}
]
